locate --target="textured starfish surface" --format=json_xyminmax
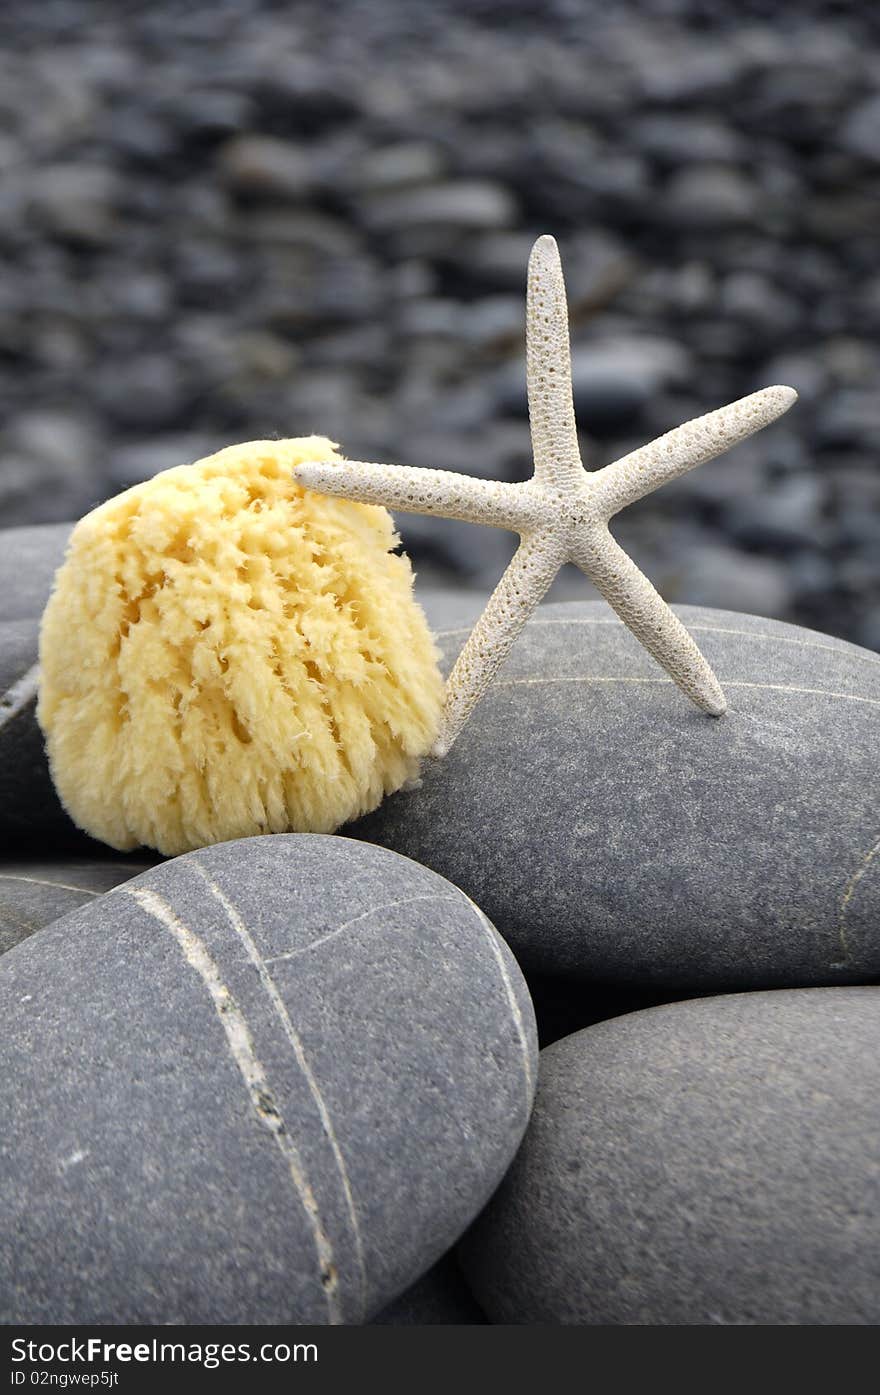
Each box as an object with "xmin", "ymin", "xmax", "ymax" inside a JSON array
[{"xmin": 295, "ymin": 235, "xmax": 797, "ymax": 758}]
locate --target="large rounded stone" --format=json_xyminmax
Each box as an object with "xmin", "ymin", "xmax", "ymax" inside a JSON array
[
  {"xmin": 354, "ymin": 601, "xmax": 880, "ymax": 991},
  {"xmin": 460, "ymin": 988, "xmax": 880, "ymax": 1325},
  {"xmin": 0, "ymin": 834, "xmax": 536, "ymax": 1324},
  {"xmin": 0, "ymin": 858, "xmax": 158, "ymax": 956}
]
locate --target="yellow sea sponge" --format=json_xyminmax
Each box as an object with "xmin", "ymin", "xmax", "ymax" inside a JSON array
[{"xmin": 38, "ymin": 437, "xmax": 444, "ymax": 856}]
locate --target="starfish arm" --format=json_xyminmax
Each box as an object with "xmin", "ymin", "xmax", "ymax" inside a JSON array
[
  {"xmin": 590, "ymin": 385, "xmax": 798, "ymax": 519},
  {"xmin": 571, "ymin": 527, "xmax": 727, "ymax": 715},
  {"xmin": 526, "ymin": 235, "xmax": 584, "ymax": 488},
  {"xmin": 432, "ymin": 530, "xmax": 564, "ymax": 757},
  {"xmin": 294, "ymin": 459, "xmax": 528, "ymax": 530}
]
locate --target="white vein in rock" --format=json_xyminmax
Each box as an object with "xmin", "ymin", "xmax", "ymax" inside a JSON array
[
  {"xmin": 191, "ymin": 864, "xmax": 367, "ymax": 1319},
  {"xmin": 263, "ymin": 892, "xmax": 462, "ymax": 966},
  {"xmin": 125, "ymin": 886, "xmax": 342, "ymax": 1323},
  {"xmin": 459, "ymin": 893, "xmax": 534, "ymax": 1116},
  {"xmin": 0, "ymin": 662, "xmax": 40, "ymax": 733}
]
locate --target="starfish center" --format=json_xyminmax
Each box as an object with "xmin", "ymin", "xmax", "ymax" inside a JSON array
[{"xmin": 555, "ymin": 485, "xmax": 602, "ymax": 537}]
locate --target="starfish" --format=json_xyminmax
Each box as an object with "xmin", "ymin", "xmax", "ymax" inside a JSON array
[{"xmin": 295, "ymin": 235, "xmax": 797, "ymax": 758}]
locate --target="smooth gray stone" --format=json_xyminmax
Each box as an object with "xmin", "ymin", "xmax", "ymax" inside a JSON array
[
  {"xmin": 352, "ymin": 600, "xmax": 880, "ymax": 991},
  {"xmin": 459, "ymin": 988, "xmax": 880, "ymax": 1325},
  {"xmin": 370, "ymin": 1254, "xmax": 487, "ymax": 1325},
  {"xmin": 0, "ymin": 523, "xmax": 72, "ymax": 623},
  {"xmin": 0, "ymin": 834, "xmax": 537, "ymax": 1324},
  {"xmin": 0, "ymin": 858, "xmax": 159, "ymax": 955}
]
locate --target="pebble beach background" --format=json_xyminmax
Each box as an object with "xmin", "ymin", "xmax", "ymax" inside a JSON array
[{"xmin": 0, "ymin": 0, "xmax": 877, "ymax": 650}]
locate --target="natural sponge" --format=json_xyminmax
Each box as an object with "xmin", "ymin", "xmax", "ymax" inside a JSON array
[{"xmin": 38, "ymin": 437, "xmax": 444, "ymax": 856}]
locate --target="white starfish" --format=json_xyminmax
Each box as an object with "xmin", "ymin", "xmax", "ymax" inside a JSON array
[{"xmin": 295, "ymin": 235, "xmax": 797, "ymax": 758}]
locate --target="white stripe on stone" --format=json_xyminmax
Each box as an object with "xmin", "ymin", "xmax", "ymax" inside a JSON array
[
  {"xmin": 191, "ymin": 864, "xmax": 367, "ymax": 1319},
  {"xmin": 126, "ymin": 886, "xmax": 343, "ymax": 1323},
  {"xmin": 461, "ymin": 893, "xmax": 534, "ymax": 1116}
]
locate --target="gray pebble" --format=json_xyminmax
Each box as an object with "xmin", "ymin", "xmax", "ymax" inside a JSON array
[
  {"xmin": 353, "ymin": 600, "xmax": 880, "ymax": 992},
  {"xmin": 0, "ymin": 834, "xmax": 537, "ymax": 1323},
  {"xmin": 362, "ymin": 181, "xmax": 517, "ymax": 232},
  {"xmin": 217, "ymin": 135, "xmax": 315, "ymax": 200},
  {"xmin": 840, "ymin": 94, "xmax": 880, "ymax": 163},
  {"xmin": 664, "ymin": 164, "xmax": 760, "ymax": 227},
  {"xmin": 665, "ymin": 543, "xmax": 794, "ymax": 617},
  {"xmin": 460, "ymin": 988, "xmax": 880, "ymax": 1324},
  {"xmin": 0, "ymin": 857, "xmax": 158, "ymax": 955}
]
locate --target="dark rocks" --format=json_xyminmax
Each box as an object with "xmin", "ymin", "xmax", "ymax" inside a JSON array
[
  {"xmin": 217, "ymin": 135, "xmax": 315, "ymax": 200},
  {"xmin": 353, "ymin": 600, "xmax": 880, "ymax": 992},
  {"xmin": 0, "ymin": 858, "xmax": 158, "ymax": 955},
  {"xmin": 459, "ymin": 988, "xmax": 880, "ymax": 1324},
  {"xmin": 569, "ymin": 336, "xmax": 691, "ymax": 430},
  {"xmin": 631, "ymin": 114, "xmax": 743, "ymax": 166},
  {"xmin": 0, "ymin": 526, "xmax": 103, "ymax": 853},
  {"xmin": 26, "ymin": 164, "xmax": 121, "ymax": 246},
  {"xmin": 351, "ymin": 142, "xmax": 446, "ymax": 193},
  {"xmin": 0, "ymin": 834, "xmax": 537, "ymax": 1324},
  {"xmin": 0, "ymin": 415, "xmax": 101, "ymax": 529},
  {"xmin": 665, "ymin": 543, "xmax": 794, "ymax": 617},
  {"xmin": 0, "ymin": 523, "xmax": 71, "ymax": 621},
  {"xmin": 663, "ymin": 165, "xmax": 760, "ymax": 228},
  {"xmin": 0, "ymin": 617, "xmax": 89, "ymax": 853},
  {"xmin": 370, "ymin": 1254, "xmax": 486, "ymax": 1325},
  {"xmin": 840, "ymin": 95, "xmax": 880, "ymax": 163},
  {"xmin": 0, "ymin": 5, "xmax": 875, "ymax": 647},
  {"xmin": 361, "ymin": 180, "xmax": 517, "ymax": 233}
]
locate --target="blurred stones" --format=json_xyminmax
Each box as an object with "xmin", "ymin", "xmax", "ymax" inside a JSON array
[
  {"xmin": 352, "ymin": 142, "xmax": 447, "ymax": 191},
  {"xmin": 664, "ymin": 165, "xmax": 760, "ymax": 228},
  {"xmin": 0, "ymin": 523, "xmax": 71, "ymax": 621},
  {"xmin": 840, "ymin": 95, "xmax": 880, "ymax": 163},
  {"xmin": 631, "ymin": 114, "xmax": 743, "ymax": 165},
  {"xmin": 25, "ymin": 164, "xmax": 120, "ymax": 245},
  {"xmin": 724, "ymin": 473, "xmax": 827, "ymax": 552},
  {"xmin": 570, "ymin": 336, "xmax": 691, "ymax": 430},
  {"xmin": 93, "ymin": 354, "xmax": 193, "ymax": 431},
  {"xmin": 361, "ymin": 180, "xmax": 517, "ymax": 232},
  {"xmin": 370, "ymin": 1254, "xmax": 487, "ymax": 1325},
  {"xmin": 0, "ymin": 1, "xmax": 874, "ymax": 653},
  {"xmin": 217, "ymin": 135, "xmax": 315, "ymax": 199},
  {"xmin": 107, "ymin": 433, "xmax": 223, "ymax": 489},
  {"xmin": 0, "ymin": 413, "xmax": 101, "ymax": 527},
  {"xmin": 665, "ymin": 543, "xmax": 794, "ymax": 617}
]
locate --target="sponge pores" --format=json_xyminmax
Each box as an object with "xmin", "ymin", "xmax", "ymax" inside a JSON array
[{"xmin": 38, "ymin": 437, "xmax": 444, "ymax": 855}]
